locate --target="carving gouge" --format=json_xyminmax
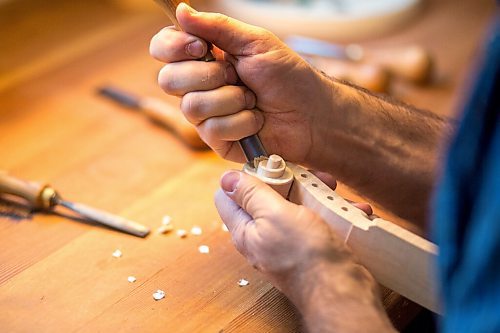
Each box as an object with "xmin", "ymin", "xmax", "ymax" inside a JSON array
[
  {"xmin": 286, "ymin": 35, "xmax": 433, "ymax": 84},
  {"xmin": 98, "ymin": 85, "xmax": 207, "ymax": 150},
  {"xmin": 153, "ymin": 0, "xmax": 268, "ymax": 167},
  {"xmin": 0, "ymin": 171, "xmax": 150, "ymax": 237}
]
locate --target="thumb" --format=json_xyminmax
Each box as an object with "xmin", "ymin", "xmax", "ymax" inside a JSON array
[
  {"xmin": 176, "ymin": 3, "xmax": 268, "ymax": 55},
  {"xmin": 220, "ymin": 170, "xmax": 288, "ymax": 218}
]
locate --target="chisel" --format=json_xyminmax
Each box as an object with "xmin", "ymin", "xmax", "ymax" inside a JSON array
[{"xmin": 0, "ymin": 171, "xmax": 150, "ymax": 237}]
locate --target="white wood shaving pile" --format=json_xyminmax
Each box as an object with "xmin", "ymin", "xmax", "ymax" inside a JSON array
[
  {"xmin": 127, "ymin": 276, "xmax": 137, "ymax": 283},
  {"xmin": 112, "ymin": 249, "xmax": 122, "ymax": 258},
  {"xmin": 153, "ymin": 289, "xmax": 166, "ymax": 301},
  {"xmin": 176, "ymin": 229, "xmax": 187, "ymax": 238},
  {"xmin": 162, "ymin": 215, "xmax": 172, "ymax": 226},
  {"xmin": 238, "ymin": 279, "xmax": 250, "ymax": 287},
  {"xmin": 190, "ymin": 226, "xmax": 202, "ymax": 235},
  {"xmin": 198, "ymin": 245, "xmax": 210, "ymax": 254},
  {"xmin": 156, "ymin": 224, "xmax": 174, "ymax": 234}
]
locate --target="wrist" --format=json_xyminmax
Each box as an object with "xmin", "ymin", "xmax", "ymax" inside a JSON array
[
  {"xmin": 304, "ymin": 73, "xmax": 353, "ymax": 172},
  {"xmin": 282, "ymin": 256, "xmax": 396, "ymax": 332}
]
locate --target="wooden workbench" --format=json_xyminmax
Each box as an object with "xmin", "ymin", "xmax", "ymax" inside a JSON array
[{"xmin": 0, "ymin": 0, "xmax": 494, "ymax": 332}]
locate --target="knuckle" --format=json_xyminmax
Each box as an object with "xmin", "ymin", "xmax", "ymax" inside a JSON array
[
  {"xmin": 180, "ymin": 93, "xmax": 205, "ymax": 124},
  {"xmin": 213, "ymin": 13, "xmax": 231, "ymax": 27},
  {"xmin": 158, "ymin": 65, "xmax": 179, "ymax": 95},
  {"xmin": 202, "ymin": 117, "xmax": 225, "ymax": 140}
]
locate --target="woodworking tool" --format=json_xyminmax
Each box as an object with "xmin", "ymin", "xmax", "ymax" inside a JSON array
[
  {"xmin": 98, "ymin": 85, "xmax": 207, "ymax": 149},
  {"xmin": 153, "ymin": 0, "xmax": 268, "ymax": 167},
  {"xmin": 0, "ymin": 171, "xmax": 150, "ymax": 237},
  {"xmin": 286, "ymin": 35, "xmax": 433, "ymax": 83}
]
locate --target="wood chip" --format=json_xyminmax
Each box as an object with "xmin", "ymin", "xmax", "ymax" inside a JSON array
[
  {"xmin": 127, "ymin": 276, "xmax": 137, "ymax": 283},
  {"xmin": 222, "ymin": 223, "xmax": 229, "ymax": 232},
  {"xmin": 190, "ymin": 226, "xmax": 202, "ymax": 236},
  {"xmin": 112, "ymin": 249, "xmax": 122, "ymax": 258},
  {"xmin": 156, "ymin": 224, "xmax": 174, "ymax": 234},
  {"xmin": 176, "ymin": 229, "xmax": 187, "ymax": 238},
  {"xmin": 162, "ymin": 215, "xmax": 172, "ymax": 226},
  {"xmin": 153, "ymin": 289, "xmax": 165, "ymax": 301},
  {"xmin": 238, "ymin": 279, "xmax": 250, "ymax": 287},
  {"xmin": 198, "ymin": 245, "xmax": 210, "ymax": 254}
]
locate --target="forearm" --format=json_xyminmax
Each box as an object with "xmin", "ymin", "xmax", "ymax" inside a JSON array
[
  {"xmin": 284, "ymin": 259, "xmax": 396, "ymax": 333},
  {"xmin": 309, "ymin": 76, "xmax": 454, "ymax": 225}
]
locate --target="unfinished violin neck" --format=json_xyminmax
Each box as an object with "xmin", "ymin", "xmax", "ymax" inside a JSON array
[{"xmin": 286, "ymin": 163, "xmax": 440, "ymax": 313}]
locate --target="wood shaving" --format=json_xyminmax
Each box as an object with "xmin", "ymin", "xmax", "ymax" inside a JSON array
[
  {"xmin": 156, "ymin": 224, "xmax": 174, "ymax": 234},
  {"xmin": 222, "ymin": 223, "xmax": 229, "ymax": 232},
  {"xmin": 176, "ymin": 229, "xmax": 187, "ymax": 238},
  {"xmin": 190, "ymin": 226, "xmax": 202, "ymax": 236},
  {"xmin": 112, "ymin": 249, "xmax": 122, "ymax": 258},
  {"xmin": 127, "ymin": 276, "xmax": 137, "ymax": 283},
  {"xmin": 162, "ymin": 215, "xmax": 172, "ymax": 226},
  {"xmin": 153, "ymin": 289, "xmax": 165, "ymax": 301},
  {"xmin": 238, "ymin": 279, "xmax": 250, "ymax": 287},
  {"xmin": 198, "ymin": 245, "xmax": 210, "ymax": 254}
]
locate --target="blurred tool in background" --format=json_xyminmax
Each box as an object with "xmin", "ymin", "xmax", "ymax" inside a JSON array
[
  {"xmin": 286, "ymin": 35, "xmax": 433, "ymax": 92},
  {"xmin": 0, "ymin": 171, "xmax": 150, "ymax": 237},
  {"xmin": 98, "ymin": 86, "xmax": 207, "ymax": 150}
]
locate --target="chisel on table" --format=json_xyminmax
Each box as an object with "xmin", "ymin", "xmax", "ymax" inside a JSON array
[
  {"xmin": 0, "ymin": 171, "xmax": 150, "ymax": 237},
  {"xmin": 98, "ymin": 86, "xmax": 207, "ymax": 150}
]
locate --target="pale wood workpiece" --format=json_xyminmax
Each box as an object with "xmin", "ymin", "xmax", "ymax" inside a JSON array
[
  {"xmin": 288, "ymin": 164, "xmax": 439, "ymax": 313},
  {"xmin": 0, "ymin": 0, "xmax": 494, "ymax": 331}
]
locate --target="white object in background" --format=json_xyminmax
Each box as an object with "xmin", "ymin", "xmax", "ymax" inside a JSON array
[{"xmin": 192, "ymin": 0, "xmax": 423, "ymax": 41}]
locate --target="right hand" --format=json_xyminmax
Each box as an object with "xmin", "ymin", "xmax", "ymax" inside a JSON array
[{"xmin": 150, "ymin": 3, "xmax": 333, "ymax": 165}]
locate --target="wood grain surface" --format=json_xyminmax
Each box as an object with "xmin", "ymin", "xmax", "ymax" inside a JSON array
[{"xmin": 0, "ymin": 0, "xmax": 494, "ymax": 332}]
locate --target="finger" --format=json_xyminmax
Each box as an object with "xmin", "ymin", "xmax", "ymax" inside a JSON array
[
  {"xmin": 208, "ymin": 141, "xmax": 247, "ymax": 164},
  {"xmin": 197, "ymin": 109, "xmax": 264, "ymax": 142},
  {"xmin": 150, "ymin": 27, "xmax": 209, "ymax": 63},
  {"xmin": 158, "ymin": 60, "xmax": 238, "ymax": 96},
  {"xmin": 181, "ymin": 86, "xmax": 257, "ymax": 125},
  {"xmin": 219, "ymin": 170, "xmax": 289, "ymax": 219},
  {"xmin": 177, "ymin": 3, "xmax": 275, "ymax": 56},
  {"xmin": 351, "ymin": 202, "xmax": 373, "ymax": 216},
  {"xmin": 214, "ymin": 189, "xmax": 253, "ymax": 253},
  {"xmin": 309, "ymin": 170, "xmax": 337, "ymax": 190}
]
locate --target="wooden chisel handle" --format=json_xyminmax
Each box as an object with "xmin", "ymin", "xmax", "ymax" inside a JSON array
[
  {"xmin": 139, "ymin": 97, "xmax": 207, "ymax": 149},
  {"xmin": 0, "ymin": 171, "xmax": 56, "ymax": 209},
  {"xmin": 362, "ymin": 46, "xmax": 433, "ymax": 84}
]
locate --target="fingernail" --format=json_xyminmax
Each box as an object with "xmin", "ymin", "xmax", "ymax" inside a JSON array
[
  {"xmin": 186, "ymin": 40, "xmax": 204, "ymax": 58},
  {"xmin": 225, "ymin": 64, "xmax": 238, "ymax": 84},
  {"xmin": 179, "ymin": 2, "xmax": 197, "ymax": 14},
  {"xmin": 221, "ymin": 171, "xmax": 240, "ymax": 194}
]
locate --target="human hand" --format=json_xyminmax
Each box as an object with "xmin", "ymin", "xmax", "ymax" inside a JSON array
[
  {"xmin": 215, "ymin": 170, "xmax": 395, "ymax": 332},
  {"xmin": 150, "ymin": 3, "xmax": 333, "ymax": 165}
]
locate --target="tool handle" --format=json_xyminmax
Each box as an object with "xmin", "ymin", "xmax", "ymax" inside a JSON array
[
  {"xmin": 0, "ymin": 171, "xmax": 53, "ymax": 209},
  {"xmin": 140, "ymin": 97, "xmax": 207, "ymax": 149},
  {"xmin": 312, "ymin": 57, "xmax": 390, "ymax": 92},
  {"xmin": 363, "ymin": 46, "xmax": 433, "ymax": 84}
]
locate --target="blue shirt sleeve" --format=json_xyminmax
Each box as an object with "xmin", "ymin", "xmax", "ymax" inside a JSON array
[{"xmin": 434, "ymin": 14, "xmax": 500, "ymax": 333}]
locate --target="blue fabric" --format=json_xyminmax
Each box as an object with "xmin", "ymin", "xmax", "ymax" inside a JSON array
[{"xmin": 434, "ymin": 14, "xmax": 500, "ymax": 333}]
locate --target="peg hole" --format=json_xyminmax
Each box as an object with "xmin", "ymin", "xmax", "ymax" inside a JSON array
[
  {"xmin": 300, "ymin": 173, "xmax": 308, "ymax": 178},
  {"xmin": 312, "ymin": 183, "xmax": 318, "ymax": 188},
  {"xmin": 327, "ymin": 196, "xmax": 334, "ymax": 201},
  {"xmin": 341, "ymin": 207, "xmax": 348, "ymax": 212}
]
